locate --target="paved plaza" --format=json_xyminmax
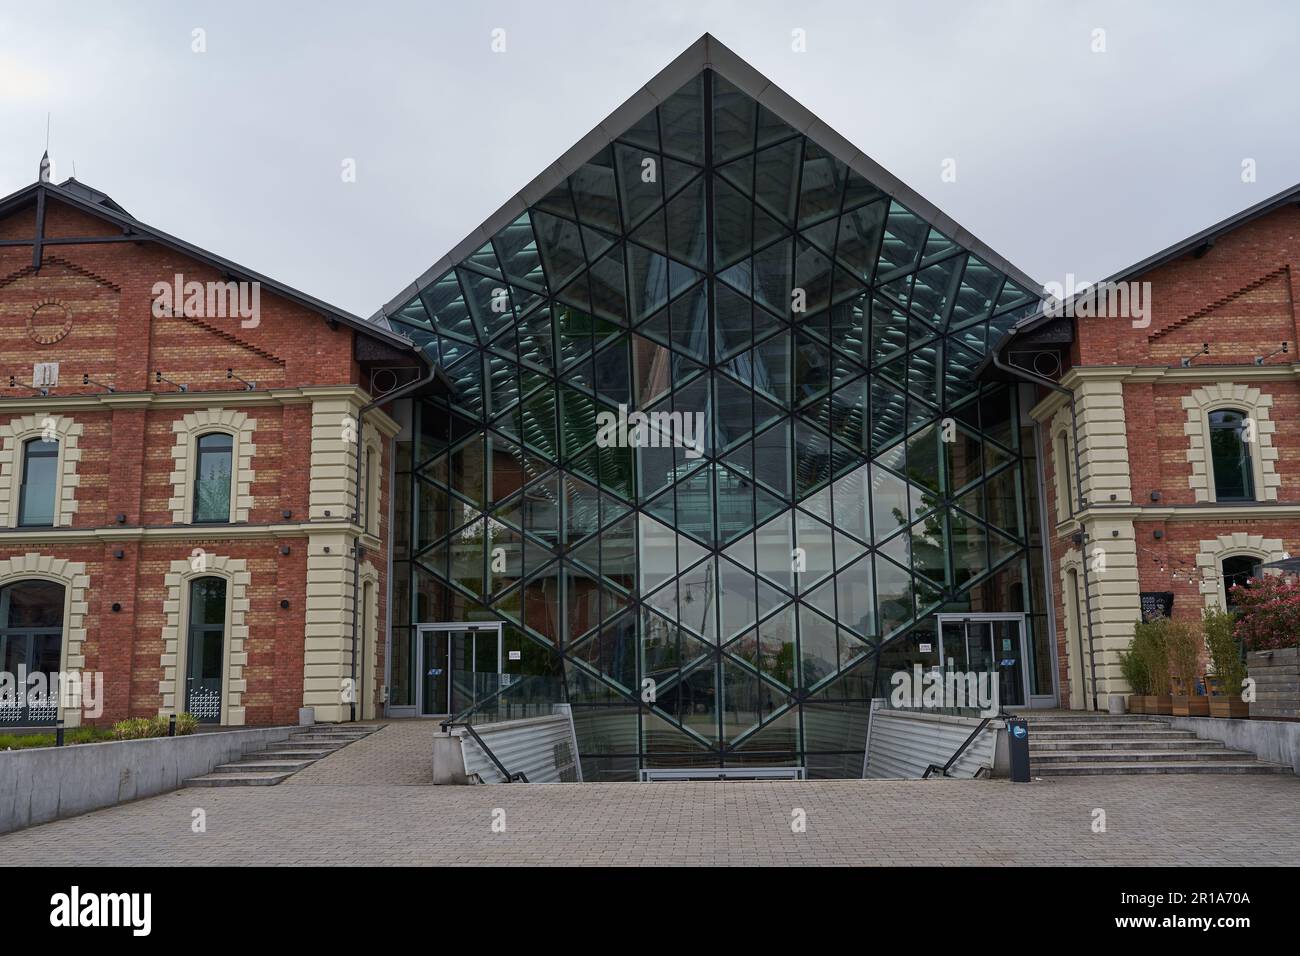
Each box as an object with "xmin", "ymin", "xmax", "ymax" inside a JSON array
[{"xmin": 1, "ymin": 722, "xmax": 1297, "ymax": 866}]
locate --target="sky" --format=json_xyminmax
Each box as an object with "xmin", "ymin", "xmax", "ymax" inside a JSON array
[{"xmin": 2, "ymin": 0, "xmax": 1298, "ymax": 318}]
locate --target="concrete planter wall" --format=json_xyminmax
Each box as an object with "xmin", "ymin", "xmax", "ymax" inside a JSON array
[
  {"xmin": 0, "ymin": 725, "xmax": 294, "ymax": 834},
  {"xmin": 1248, "ymin": 647, "xmax": 1299, "ymax": 720},
  {"xmin": 1165, "ymin": 714, "xmax": 1300, "ymax": 775}
]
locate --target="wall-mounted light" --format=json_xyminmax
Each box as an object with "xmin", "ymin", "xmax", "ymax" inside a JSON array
[
  {"xmin": 155, "ymin": 370, "xmax": 188, "ymax": 392},
  {"xmin": 281, "ymin": 509, "xmax": 292, "ymax": 520},
  {"xmin": 82, "ymin": 373, "xmax": 115, "ymax": 393},
  {"xmin": 1255, "ymin": 342, "xmax": 1289, "ymax": 366},
  {"xmin": 279, "ymin": 599, "xmax": 290, "ymax": 610},
  {"xmin": 116, "ymin": 513, "xmax": 127, "ymax": 524},
  {"xmin": 8, "ymin": 375, "xmax": 48, "ymax": 397},
  {"xmin": 1150, "ymin": 490, "xmax": 1162, "ymax": 502},
  {"xmin": 113, "ymin": 549, "xmax": 125, "ymax": 559},
  {"xmin": 323, "ymin": 510, "xmax": 332, "ymax": 518},
  {"xmin": 226, "ymin": 368, "xmax": 256, "ymax": 391},
  {"xmin": 111, "ymin": 602, "xmax": 122, "ymax": 613},
  {"xmin": 1153, "ymin": 530, "xmax": 1165, "ymax": 540},
  {"xmin": 1180, "ymin": 343, "xmax": 1209, "ymax": 368},
  {"xmin": 279, "ymin": 545, "xmax": 291, "ymax": 556}
]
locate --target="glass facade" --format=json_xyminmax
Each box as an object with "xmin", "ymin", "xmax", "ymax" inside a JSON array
[{"xmin": 386, "ymin": 69, "xmax": 1047, "ymax": 778}]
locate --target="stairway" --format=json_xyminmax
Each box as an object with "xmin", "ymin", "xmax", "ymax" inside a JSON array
[
  {"xmin": 1026, "ymin": 715, "xmax": 1289, "ymax": 776},
  {"xmin": 184, "ymin": 724, "xmax": 380, "ymax": 787}
]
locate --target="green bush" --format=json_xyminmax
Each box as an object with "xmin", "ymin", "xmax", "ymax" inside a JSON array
[
  {"xmin": 111, "ymin": 714, "xmax": 199, "ymax": 740},
  {"xmin": 1204, "ymin": 606, "xmax": 1247, "ymax": 698},
  {"xmin": 1119, "ymin": 636, "xmax": 1151, "ymax": 695},
  {"xmin": 1132, "ymin": 618, "xmax": 1171, "ymax": 695},
  {"xmin": 1165, "ymin": 618, "xmax": 1204, "ymax": 696},
  {"xmin": 0, "ymin": 728, "xmax": 115, "ymax": 750}
]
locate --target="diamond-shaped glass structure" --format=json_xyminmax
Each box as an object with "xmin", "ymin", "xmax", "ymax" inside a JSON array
[{"xmin": 381, "ymin": 40, "xmax": 1049, "ymax": 779}]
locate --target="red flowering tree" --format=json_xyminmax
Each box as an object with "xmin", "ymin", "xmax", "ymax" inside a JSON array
[{"xmin": 1230, "ymin": 575, "xmax": 1300, "ymax": 651}]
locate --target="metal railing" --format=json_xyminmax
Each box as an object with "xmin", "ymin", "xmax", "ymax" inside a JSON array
[
  {"xmin": 921, "ymin": 709, "xmax": 1013, "ymax": 779},
  {"xmin": 439, "ymin": 674, "xmax": 568, "ymax": 784}
]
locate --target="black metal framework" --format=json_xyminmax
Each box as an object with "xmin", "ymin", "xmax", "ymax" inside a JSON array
[
  {"xmin": 185, "ymin": 577, "xmax": 227, "ymax": 722},
  {"xmin": 193, "ymin": 432, "xmax": 233, "ymax": 523},
  {"xmin": 17, "ymin": 437, "xmax": 58, "ymax": 527},
  {"xmin": 387, "ymin": 68, "xmax": 1046, "ymax": 778},
  {"xmin": 0, "ymin": 579, "xmax": 64, "ymax": 726}
]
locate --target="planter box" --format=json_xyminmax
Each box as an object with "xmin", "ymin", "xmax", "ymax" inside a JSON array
[
  {"xmin": 1173, "ymin": 695, "xmax": 1210, "ymax": 717},
  {"xmin": 1209, "ymin": 696, "xmax": 1250, "ymax": 719},
  {"xmin": 1128, "ymin": 695, "xmax": 1147, "ymax": 715},
  {"xmin": 1247, "ymin": 647, "xmax": 1299, "ymax": 720},
  {"xmin": 1148, "ymin": 695, "xmax": 1173, "ymax": 715}
]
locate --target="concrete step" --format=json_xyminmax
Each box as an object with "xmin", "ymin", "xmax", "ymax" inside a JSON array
[
  {"xmin": 1029, "ymin": 728, "xmax": 1199, "ymax": 740},
  {"xmin": 212, "ymin": 760, "xmax": 313, "ymax": 773},
  {"xmin": 1032, "ymin": 748, "xmax": 1258, "ymax": 764},
  {"xmin": 184, "ymin": 771, "xmax": 294, "ymax": 787},
  {"xmin": 1031, "ymin": 737, "xmax": 1224, "ymax": 752},
  {"xmin": 1035, "ymin": 760, "xmax": 1289, "ymax": 776},
  {"xmin": 1029, "ymin": 720, "xmax": 1172, "ymax": 731},
  {"xmin": 246, "ymin": 748, "xmax": 335, "ymax": 760}
]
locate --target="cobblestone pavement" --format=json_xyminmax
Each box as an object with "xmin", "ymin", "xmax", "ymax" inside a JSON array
[{"xmin": 1, "ymin": 722, "xmax": 1297, "ymax": 866}]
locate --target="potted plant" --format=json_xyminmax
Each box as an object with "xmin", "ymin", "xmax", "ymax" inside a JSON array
[
  {"xmin": 1119, "ymin": 634, "xmax": 1151, "ymax": 714},
  {"xmin": 1230, "ymin": 575, "xmax": 1300, "ymax": 720},
  {"xmin": 1134, "ymin": 618, "xmax": 1172, "ymax": 715},
  {"xmin": 1203, "ymin": 606, "xmax": 1249, "ymax": 718},
  {"xmin": 1167, "ymin": 618, "xmax": 1210, "ymax": 717}
]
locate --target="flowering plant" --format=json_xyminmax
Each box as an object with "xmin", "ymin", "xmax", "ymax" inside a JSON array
[{"xmin": 1230, "ymin": 575, "xmax": 1300, "ymax": 651}]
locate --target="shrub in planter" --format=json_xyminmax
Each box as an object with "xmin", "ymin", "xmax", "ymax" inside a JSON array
[
  {"xmin": 1119, "ymin": 635, "xmax": 1151, "ymax": 714},
  {"xmin": 1230, "ymin": 575, "xmax": 1300, "ymax": 652},
  {"xmin": 111, "ymin": 713, "xmax": 200, "ymax": 740},
  {"xmin": 1166, "ymin": 618, "xmax": 1209, "ymax": 717},
  {"xmin": 1133, "ymin": 618, "xmax": 1172, "ymax": 714},
  {"xmin": 1203, "ymin": 606, "xmax": 1249, "ymax": 718}
]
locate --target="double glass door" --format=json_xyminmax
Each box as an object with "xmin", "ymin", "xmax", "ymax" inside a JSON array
[
  {"xmin": 417, "ymin": 624, "xmax": 502, "ymax": 717},
  {"xmin": 938, "ymin": 615, "xmax": 1028, "ymax": 708}
]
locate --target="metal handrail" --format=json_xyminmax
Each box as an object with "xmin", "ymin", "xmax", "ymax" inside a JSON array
[
  {"xmin": 449, "ymin": 720, "xmax": 528, "ymax": 783},
  {"xmin": 921, "ymin": 710, "xmax": 1013, "ymax": 779},
  {"xmin": 438, "ymin": 674, "xmax": 568, "ymax": 784}
]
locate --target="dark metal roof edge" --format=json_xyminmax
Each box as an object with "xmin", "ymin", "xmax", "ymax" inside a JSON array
[
  {"xmin": 0, "ymin": 179, "xmax": 430, "ymax": 365},
  {"xmin": 983, "ymin": 179, "xmax": 1300, "ymax": 376},
  {"xmin": 378, "ymin": 31, "xmax": 1041, "ymax": 317}
]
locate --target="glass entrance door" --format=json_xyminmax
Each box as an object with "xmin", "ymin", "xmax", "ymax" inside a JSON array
[
  {"xmin": 417, "ymin": 623, "xmax": 503, "ymax": 717},
  {"xmin": 937, "ymin": 615, "xmax": 1028, "ymax": 708}
]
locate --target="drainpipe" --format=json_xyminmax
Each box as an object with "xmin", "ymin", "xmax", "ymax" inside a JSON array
[
  {"xmin": 990, "ymin": 349, "xmax": 1102, "ymax": 712},
  {"xmin": 349, "ymin": 352, "xmax": 440, "ymax": 721}
]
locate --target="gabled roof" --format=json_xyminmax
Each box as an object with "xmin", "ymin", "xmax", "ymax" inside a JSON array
[
  {"xmin": 0, "ymin": 176, "xmax": 429, "ymax": 360},
  {"xmin": 985, "ymin": 179, "xmax": 1300, "ymax": 372},
  {"xmin": 373, "ymin": 32, "xmax": 1040, "ymax": 325}
]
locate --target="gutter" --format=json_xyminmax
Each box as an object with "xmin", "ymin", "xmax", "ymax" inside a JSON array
[
  {"xmin": 348, "ymin": 352, "xmax": 441, "ymax": 721},
  {"xmin": 989, "ymin": 348, "xmax": 1103, "ymax": 712}
]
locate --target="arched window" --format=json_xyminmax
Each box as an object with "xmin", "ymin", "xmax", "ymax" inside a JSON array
[
  {"xmin": 0, "ymin": 579, "xmax": 65, "ymax": 724},
  {"xmin": 1221, "ymin": 555, "xmax": 1261, "ymax": 614},
  {"xmin": 1208, "ymin": 409, "xmax": 1255, "ymax": 501},
  {"xmin": 193, "ymin": 433, "xmax": 234, "ymax": 523},
  {"xmin": 18, "ymin": 438, "xmax": 58, "ymax": 527},
  {"xmin": 185, "ymin": 577, "xmax": 227, "ymax": 722}
]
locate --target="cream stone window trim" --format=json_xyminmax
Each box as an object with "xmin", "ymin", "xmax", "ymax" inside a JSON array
[
  {"xmin": 1196, "ymin": 534, "xmax": 1286, "ymax": 610},
  {"xmin": 0, "ymin": 552, "xmax": 89, "ymax": 727},
  {"xmin": 0, "ymin": 414, "xmax": 83, "ymax": 528},
  {"xmin": 159, "ymin": 553, "xmax": 250, "ymax": 726},
  {"xmin": 168, "ymin": 408, "xmax": 257, "ymax": 524},
  {"xmin": 1058, "ymin": 549, "xmax": 1094, "ymax": 711},
  {"xmin": 358, "ymin": 560, "xmax": 381, "ymax": 720},
  {"xmin": 1182, "ymin": 384, "xmax": 1278, "ymax": 503},
  {"xmin": 362, "ymin": 430, "xmax": 383, "ymax": 535},
  {"xmin": 1049, "ymin": 406, "xmax": 1076, "ymax": 528}
]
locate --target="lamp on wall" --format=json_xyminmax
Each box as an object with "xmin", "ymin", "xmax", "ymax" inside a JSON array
[
  {"xmin": 1255, "ymin": 342, "xmax": 1289, "ymax": 366},
  {"xmin": 1180, "ymin": 343, "xmax": 1209, "ymax": 368},
  {"xmin": 82, "ymin": 373, "xmax": 115, "ymax": 393},
  {"xmin": 154, "ymin": 370, "xmax": 188, "ymax": 392}
]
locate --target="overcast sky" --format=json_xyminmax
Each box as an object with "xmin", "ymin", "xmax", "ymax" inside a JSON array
[{"xmin": 3, "ymin": 0, "xmax": 1298, "ymax": 317}]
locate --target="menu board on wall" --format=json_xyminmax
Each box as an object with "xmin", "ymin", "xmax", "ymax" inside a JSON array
[{"xmin": 1140, "ymin": 591, "xmax": 1175, "ymax": 620}]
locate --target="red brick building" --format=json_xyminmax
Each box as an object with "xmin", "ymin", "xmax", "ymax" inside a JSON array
[
  {"xmin": 0, "ymin": 170, "xmax": 434, "ymax": 728},
  {"xmin": 993, "ymin": 186, "xmax": 1300, "ymax": 710}
]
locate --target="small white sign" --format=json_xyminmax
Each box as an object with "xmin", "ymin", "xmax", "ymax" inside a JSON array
[
  {"xmin": 508, "ymin": 650, "xmax": 521, "ymax": 661},
  {"xmin": 33, "ymin": 362, "xmax": 59, "ymax": 387},
  {"xmin": 918, "ymin": 643, "xmax": 933, "ymax": 653}
]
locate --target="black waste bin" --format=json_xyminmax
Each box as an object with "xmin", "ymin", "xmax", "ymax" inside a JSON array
[{"xmin": 1006, "ymin": 717, "xmax": 1030, "ymax": 782}]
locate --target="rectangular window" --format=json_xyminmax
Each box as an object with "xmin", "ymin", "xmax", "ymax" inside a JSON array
[
  {"xmin": 18, "ymin": 439, "xmax": 58, "ymax": 527},
  {"xmin": 1209, "ymin": 410, "xmax": 1255, "ymax": 501},
  {"xmin": 193, "ymin": 433, "xmax": 234, "ymax": 523}
]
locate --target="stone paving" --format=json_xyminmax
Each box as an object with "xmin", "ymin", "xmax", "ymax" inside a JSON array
[{"xmin": 0, "ymin": 721, "xmax": 1297, "ymax": 866}]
